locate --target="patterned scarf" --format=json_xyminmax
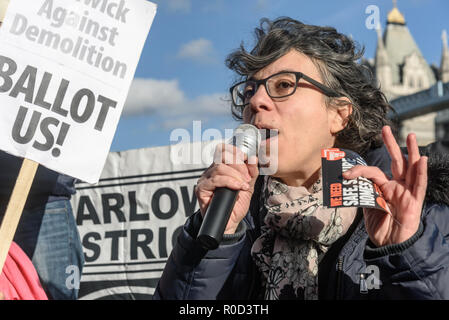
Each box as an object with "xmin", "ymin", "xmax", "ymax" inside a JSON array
[{"xmin": 251, "ymin": 174, "xmax": 357, "ymax": 300}]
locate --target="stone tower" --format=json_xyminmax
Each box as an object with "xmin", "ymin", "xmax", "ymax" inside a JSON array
[
  {"xmin": 374, "ymin": 1, "xmax": 438, "ymax": 145},
  {"xmin": 375, "ymin": 25, "xmax": 392, "ymax": 90}
]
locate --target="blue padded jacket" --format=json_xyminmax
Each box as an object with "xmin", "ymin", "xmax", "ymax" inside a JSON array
[{"xmin": 154, "ymin": 146, "xmax": 449, "ymax": 300}]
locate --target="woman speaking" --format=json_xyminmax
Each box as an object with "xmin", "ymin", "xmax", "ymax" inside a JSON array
[{"xmin": 154, "ymin": 17, "xmax": 449, "ymax": 300}]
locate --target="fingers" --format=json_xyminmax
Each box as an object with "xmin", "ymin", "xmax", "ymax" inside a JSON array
[
  {"xmin": 198, "ymin": 143, "xmax": 259, "ymax": 192},
  {"xmin": 196, "ymin": 163, "xmax": 250, "ymax": 217},
  {"xmin": 196, "ymin": 144, "xmax": 258, "ymax": 216},
  {"xmin": 382, "ymin": 126, "xmax": 407, "ymax": 181},
  {"xmin": 405, "ymin": 132, "xmax": 420, "ymax": 187},
  {"xmin": 213, "ymin": 143, "xmax": 247, "ymax": 165},
  {"xmin": 213, "ymin": 142, "xmax": 259, "ymax": 179},
  {"xmin": 412, "ymin": 156, "xmax": 428, "ymax": 202},
  {"xmin": 199, "ymin": 163, "xmax": 251, "ymax": 192},
  {"xmin": 342, "ymin": 165, "xmax": 389, "ymax": 188}
]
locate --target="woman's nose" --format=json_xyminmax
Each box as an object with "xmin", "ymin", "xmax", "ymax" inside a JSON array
[{"xmin": 249, "ymin": 84, "xmax": 274, "ymax": 114}]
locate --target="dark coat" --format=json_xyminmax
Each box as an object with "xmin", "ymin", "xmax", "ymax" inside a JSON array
[
  {"xmin": 0, "ymin": 151, "xmax": 76, "ymax": 212},
  {"xmin": 153, "ymin": 146, "xmax": 449, "ymax": 300}
]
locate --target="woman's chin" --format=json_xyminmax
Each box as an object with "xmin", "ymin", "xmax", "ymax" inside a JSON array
[{"xmin": 258, "ymin": 154, "xmax": 279, "ymax": 176}]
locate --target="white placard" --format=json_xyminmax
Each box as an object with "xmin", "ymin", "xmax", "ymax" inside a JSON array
[
  {"xmin": 71, "ymin": 141, "xmax": 218, "ymax": 299},
  {"xmin": 0, "ymin": 0, "xmax": 157, "ymax": 183}
]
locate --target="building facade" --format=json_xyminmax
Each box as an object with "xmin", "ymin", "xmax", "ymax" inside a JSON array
[{"xmin": 364, "ymin": 2, "xmax": 449, "ymax": 145}]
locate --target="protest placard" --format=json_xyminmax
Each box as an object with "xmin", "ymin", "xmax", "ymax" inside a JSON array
[
  {"xmin": 0, "ymin": 0, "xmax": 157, "ymax": 275},
  {"xmin": 71, "ymin": 140, "xmax": 218, "ymax": 299},
  {"xmin": 0, "ymin": 0, "xmax": 157, "ymax": 184}
]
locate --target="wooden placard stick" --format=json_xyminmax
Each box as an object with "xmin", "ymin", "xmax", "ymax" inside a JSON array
[{"xmin": 0, "ymin": 158, "xmax": 39, "ymax": 274}]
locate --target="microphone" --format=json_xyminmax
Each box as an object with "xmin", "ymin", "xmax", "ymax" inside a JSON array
[{"xmin": 197, "ymin": 124, "xmax": 261, "ymax": 250}]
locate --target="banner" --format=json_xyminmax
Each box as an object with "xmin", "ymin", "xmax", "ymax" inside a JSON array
[
  {"xmin": 71, "ymin": 140, "xmax": 219, "ymax": 299},
  {"xmin": 0, "ymin": 0, "xmax": 157, "ymax": 183}
]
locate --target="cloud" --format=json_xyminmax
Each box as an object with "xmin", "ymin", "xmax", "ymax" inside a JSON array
[
  {"xmin": 159, "ymin": 117, "xmax": 198, "ymax": 130},
  {"xmin": 123, "ymin": 78, "xmax": 185, "ymax": 115},
  {"xmin": 189, "ymin": 93, "xmax": 230, "ymax": 114},
  {"xmin": 201, "ymin": 0, "xmax": 226, "ymax": 13},
  {"xmin": 177, "ymin": 38, "xmax": 217, "ymax": 64},
  {"xmin": 255, "ymin": 0, "xmax": 269, "ymax": 10},
  {"xmin": 123, "ymin": 78, "xmax": 230, "ymax": 117},
  {"xmin": 165, "ymin": 0, "xmax": 191, "ymax": 13},
  {"xmin": 159, "ymin": 93, "xmax": 233, "ymax": 132}
]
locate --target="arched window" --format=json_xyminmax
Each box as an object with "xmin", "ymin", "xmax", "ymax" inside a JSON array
[
  {"xmin": 418, "ymin": 78, "xmax": 423, "ymax": 88},
  {"xmin": 408, "ymin": 77, "xmax": 414, "ymax": 88}
]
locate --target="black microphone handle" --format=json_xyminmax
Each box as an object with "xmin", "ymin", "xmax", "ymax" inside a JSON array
[{"xmin": 197, "ymin": 187, "xmax": 239, "ymax": 250}]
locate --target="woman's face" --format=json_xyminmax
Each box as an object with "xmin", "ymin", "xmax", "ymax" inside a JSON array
[{"xmin": 243, "ymin": 50, "xmax": 344, "ymax": 186}]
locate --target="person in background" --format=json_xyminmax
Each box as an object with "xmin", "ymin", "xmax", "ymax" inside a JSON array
[
  {"xmin": 0, "ymin": 0, "xmax": 84, "ymax": 300},
  {"xmin": 0, "ymin": 152, "xmax": 85, "ymax": 300},
  {"xmin": 154, "ymin": 17, "xmax": 449, "ymax": 300},
  {"xmin": 0, "ymin": 241, "xmax": 48, "ymax": 300}
]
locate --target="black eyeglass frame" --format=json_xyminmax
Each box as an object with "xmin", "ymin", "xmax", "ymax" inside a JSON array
[{"xmin": 229, "ymin": 71, "xmax": 342, "ymax": 107}]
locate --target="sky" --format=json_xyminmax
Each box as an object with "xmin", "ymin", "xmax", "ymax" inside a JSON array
[{"xmin": 111, "ymin": 0, "xmax": 449, "ymax": 152}]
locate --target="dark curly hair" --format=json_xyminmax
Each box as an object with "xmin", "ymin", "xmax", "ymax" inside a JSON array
[{"xmin": 225, "ymin": 17, "xmax": 394, "ymax": 157}]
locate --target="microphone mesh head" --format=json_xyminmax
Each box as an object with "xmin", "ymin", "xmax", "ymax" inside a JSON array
[{"xmin": 231, "ymin": 124, "xmax": 261, "ymax": 157}]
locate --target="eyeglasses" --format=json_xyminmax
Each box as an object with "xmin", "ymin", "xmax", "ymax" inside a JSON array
[{"xmin": 229, "ymin": 71, "xmax": 342, "ymax": 108}]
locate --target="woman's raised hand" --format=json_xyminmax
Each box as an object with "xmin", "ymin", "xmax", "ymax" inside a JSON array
[{"xmin": 343, "ymin": 126, "xmax": 428, "ymax": 247}]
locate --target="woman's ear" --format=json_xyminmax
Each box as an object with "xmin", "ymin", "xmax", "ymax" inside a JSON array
[{"xmin": 328, "ymin": 97, "xmax": 353, "ymax": 134}]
